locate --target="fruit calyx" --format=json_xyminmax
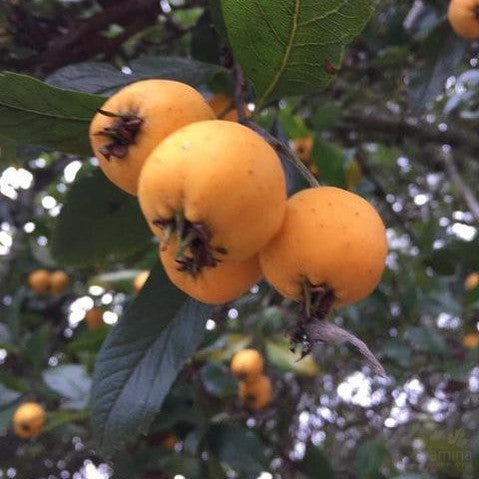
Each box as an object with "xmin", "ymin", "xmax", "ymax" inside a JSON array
[
  {"xmin": 154, "ymin": 212, "xmax": 227, "ymax": 275},
  {"xmin": 94, "ymin": 109, "xmax": 143, "ymax": 161},
  {"xmin": 289, "ymin": 279, "xmax": 386, "ymax": 377}
]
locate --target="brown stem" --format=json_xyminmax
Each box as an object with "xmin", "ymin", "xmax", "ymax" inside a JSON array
[
  {"xmin": 244, "ymin": 120, "xmax": 320, "ymax": 188},
  {"xmin": 305, "ymin": 319, "xmax": 386, "ymax": 377}
]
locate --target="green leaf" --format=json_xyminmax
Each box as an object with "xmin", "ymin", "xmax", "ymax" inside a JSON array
[
  {"xmin": 206, "ymin": 424, "xmax": 268, "ymax": 479},
  {"xmin": 392, "ymin": 475, "xmax": 434, "ymax": 479},
  {"xmin": 302, "ymin": 444, "xmax": 336, "ymax": 478},
  {"xmin": 43, "ymin": 364, "xmax": 92, "ymax": 410},
  {"xmin": 200, "ymin": 362, "xmax": 237, "ymax": 397},
  {"xmin": 0, "ymin": 403, "xmax": 18, "ymax": 436},
  {"xmin": 47, "ymin": 56, "xmax": 225, "ymax": 95},
  {"xmin": 158, "ymin": 454, "xmax": 202, "ymax": 479},
  {"xmin": 311, "ymin": 139, "xmax": 347, "ymax": 188},
  {"xmin": 91, "ymin": 264, "xmax": 212, "ymax": 455},
  {"xmin": 424, "ymin": 434, "xmax": 468, "ymax": 475},
  {"xmin": 221, "ymin": 0, "xmax": 374, "ymax": 108},
  {"xmin": 404, "ymin": 327, "xmax": 448, "ymax": 355},
  {"xmin": 354, "ymin": 439, "xmax": 389, "ymax": 479},
  {"xmin": 21, "ymin": 324, "xmax": 51, "ymax": 374},
  {"xmin": 43, "ymin": 409, "xmax": 90, "ymax": 432},
  {"xmin": 265, "ymin": 336, "xmax": 320, "ymax": 377},
  {"xmin": 191, "ymin": 11, "xmax": 222, "ymax": 65},
  {"xmin": 51, "ymin": 168, "xmax": 151, "ymax": 267},
  {"xmin": 381, "ymin": 338, "xmax": 411, "ymax": 368},
  {"xmin": 0, "ymin": 72, "xmax": 103, "ymax": 155},
  {"xmin": 0, "ymin": 383, "xmax": 21, "ymax": 407},
  {"xmin": 408, "ymin": 20, "xmax": 467, "ymax": 113}
]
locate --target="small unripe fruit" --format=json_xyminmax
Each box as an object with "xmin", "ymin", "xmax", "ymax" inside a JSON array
[
  {"xmin": 12, "ymin": 402, "xmax": 46, "ymax": 439},
  {"xmin": 448, "ymin": 0, "xmax": 479, "ymax": 39},
  {"xmin": 230, "ymin": 349, "xmax": 264, "ymax": 383},
  {"xmin": 465, "ymin": 272, "xmax": 479, "ymax": 291},
  {"xmin": 84, "ymin": 307, "xmax": 104, "ymax": 331},
  {"xmin": 259, "ymin": 187, "xmax": 387, "ymax": 309},
  {"xmin": 133, "ymin": 270, "xmax": 150, "ymax": 293},
  {"xmin": 90, "ymin": 80, "xmax": 215, "ymax": 195},
  {"xmin": 238, "ymin": 375, "xmax": 272, "ymax": 411},
  {"xmin": 28, "ymin": 270, "xmax": 51, "ymax": 294},
  {"xmin": 49, "ymin": 270, "xmax": 69, "ymax": 294}
]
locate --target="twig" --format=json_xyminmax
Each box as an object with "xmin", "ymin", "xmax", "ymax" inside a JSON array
[
  {"xmin": 233, "ymin": 62, "xmax": 247, "ymax": 124},
  {"xmin": 442, "ymin": 150, "xmax": 479, "ymax": 222},
  {"xmin": 244, "ymin": 120, "xmax": 320, "ymax": 188}
]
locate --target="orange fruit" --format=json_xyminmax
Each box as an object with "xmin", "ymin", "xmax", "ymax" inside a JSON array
[
  {"xmin": 463, "ymin": 333, "xmax": 479, "ymax": 349},
  {"xmin": 259, "ymin": 187, "xmax": 387, "ymax": 309},
  {"xmin": 207, "ymin": 94, "xmax": 248, "ymax": 122},
  {"xmin": 28, "ymin": 269, "xmax": 51, "ymax": 294},
  {"xmin": 89, "ymin": 79, "xmax": 215, "ymax": 195},
  {"xmin": 448, "ymin": 0, "xmax": 479, "ymax": 39},
  {"xmin": 465, "ymin": 272, "xmax": 479, "ymax": 291},
  {"xmin": 12, "ymin": 402, "xmax": 46, "ymax": 439},
  {"xmin": 159, "ymin": 243, "xmax": 261, "ymax": 304},
  {"xmin": 49, "ymin": 270, "xmax": 69, "ymax": 294},
  {"xmin": 133, "ymin": 270, "xmax": 150, "ymax": 293},
  {"xmin": 230, "ymin": 349, "xmax": 264, "ymax": 383},
  {"xmin": 84, "ymin": 307, "xmax": 104, "ymax": 331},
  {"xmin": 238, "ymin": 375, "xmax": 272, "ymax": 411},
  {"xmin": 138, "ymin": 120, "xmax": 287, "ymax": 270}
]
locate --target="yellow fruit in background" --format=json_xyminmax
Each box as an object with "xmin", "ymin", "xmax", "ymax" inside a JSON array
[
  {"xmin": 463, "ymin": 333, "xmax": 479, "ymax": 349},
  {"xmin": 238, "ymin": 375, "xmax": 272, "ymax": 411},
  {"xmin": 89, "ymin": 79, "xmax": 215, "ymax": 195},
  {"xmin": 292, "ymin": 136, "xmax": 314, "ymax": 163},
  {"xmin": 207, "ymin": 94, "xmax": 248, "ymax": 122},
  {"xmin": 27, "ymin": 270, "xmax": 51, "ymax": 294},
  {"xmin": 84, "ymin": 307, "xmax": 104, "ymax": 331},
  {"xmin": 465, "ymin": 272, "xmax": 479, "ymax": 291},
  {"xmin": 159, "ymin": 243, "xmax": 262, "ymax": 305},
  {"xmin": 345, "ymin": 159, "xmax": 363, "ymax": 190},
  {"xmin": 49, "ymin": 270, "xmax": 69, "ymax": 294},
  {"xmin": 133, "ymin": 270, "xmax": 150, "ymax": 293},
  {"xmin": 230, "ymin": 349, "xmax": 264, "ymax": 383},
  {"xmin": 138, "ymin": 120, "xmax": 287, "ymax": 268},
  {"xmin": 12, "ymin": 402, "xmax": 46, "ymax": 439},
  {"xmin": 259, "ymin": 187, "xmax": 387, "ymax": 309},
  {"xmin": 448, "ymin": 0, "xmax": 479, "ymax": 39}
]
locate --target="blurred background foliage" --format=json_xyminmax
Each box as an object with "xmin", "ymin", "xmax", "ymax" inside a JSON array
[{"xmin": 0, "ymin": 0, "xmax": 478, "ymax": 478}]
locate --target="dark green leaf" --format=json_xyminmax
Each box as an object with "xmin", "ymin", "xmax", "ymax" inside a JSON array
[
  {"xmin": 354, "ymin": 439, "xmax": 389, "ymax": 479},
  {"xmin": 404, "ymin": 327, "xmax": 448, "ymax": 355},
  {"xmin": 47, "ymin": 56, "xmax": 225, "ymax": 95},
  {"xmin": 0, "ymin": 383, "xmax": 21, "ymax": 407},
  {"xmin": 408, "ymin": 21, "xmax": 467, "ymax": 113},
  {"xmin": 191, "ymin": 11, "xmax": 221, "ymax": 65},
  {"xmin": 381, "ymin": 338, "xmax": 411, "ymax": 368},
  {"xmin": 206, "ymin": 424, "xmax": 268, "ymax": 478},
  {"xmin": 302, "ymin": 443, "xmax": 336, "ymax": 479},
  {"xmin": 200, "ymin": 362, "xmax": 237, "ymax": 397},
  {"xmin": 221, "ymin": 0, "xmax": 374, "ymax": 108},
  {"xmin": 43, "ymin": 364, "xmax": 92, "ymax": 410},
  {"xmin": 21, "ymin": 324, "xmax": 51, "ymax": 374},
  {"xmin": 51, "ymin": 168, "xmax": 151, "ymax": 267},
  {"xmin": 91, "ymin": 264, "xmax": 212, "ymax": 455},
  {"xmin": 0, "ymin": 72, "xmax": 103, "ymax": 155},
  {"xmin": 0, "ymin": 403, "xmax": 18, "ymax": 435},
  {"xmin": 311, "ymin": 139, "xmax": 347, "ymax": 188},
  {"xmin": 159, "ymin": 454, "xmax": 202, "ymax": 479},
  {"xmin": 392, "ymin": 475, "xmax": 434, "ymax": 479}
]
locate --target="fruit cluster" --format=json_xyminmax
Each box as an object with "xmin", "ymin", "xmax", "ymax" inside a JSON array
[
  {"xmin": 28, "ymin": 269, "xmax": 69, "ymax": 295},
  {"xmin": 230, "ymin": 349, "xmax": 272, "ymax": 411},
  {"xmin": 89, "ymin": 79, "xmax": 387, "ymax": 318},
  {"xmin": 448, "ymin": 0, "xmax": 479, "ymax": 39}
]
